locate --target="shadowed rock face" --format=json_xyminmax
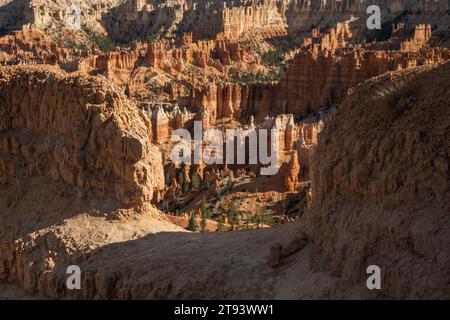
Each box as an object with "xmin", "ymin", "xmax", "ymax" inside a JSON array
[
  {"xmin": 0, "ymin": 65, "xmax": 164, "ymax": 205},
  {"xmin": 307, "ymin": 62, "xmax": 450, "ymax": 299}
]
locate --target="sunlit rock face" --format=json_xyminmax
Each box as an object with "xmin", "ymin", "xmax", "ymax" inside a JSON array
[{"xmin": 0, "ymin": 65, "xmax": 164, "ymax": 205}]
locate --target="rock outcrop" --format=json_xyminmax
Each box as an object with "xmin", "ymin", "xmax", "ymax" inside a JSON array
[
  {"xmin": 105, "ymin": 0, "xmax": 288, "ymax": 42},
  {"xmin": 0, "ymin": 65, "xmax": 164, "ymax": 204},
  {"xmin": 187, "ymin": 46, "xmax": 450, "ymax": 121},
  {"xmin": 0, "ymin": 30, "xmax": 71, "ymax": 66},
  {"xmin": 0, "ymin": 0, "xmax": 123, "ymax": 32},
  {"xmin": 284, "ymin": 151, "xmax": 300, "ymax": 192},
  {"xmin": 307, "ymin": 62, "xmax": 450, "ymax": 299}
]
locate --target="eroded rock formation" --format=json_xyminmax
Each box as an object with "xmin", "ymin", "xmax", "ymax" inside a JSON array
[
  {"xmin": 187, "ymin": 46, "xmax": 450, "ymax": 121},
  {"xmin": 307, "ymin": 62, "xmax": 450, "ymax": 299},
  {"xmin": 0, "ymin": 65, "xmax": 164, "ymax": 204}
]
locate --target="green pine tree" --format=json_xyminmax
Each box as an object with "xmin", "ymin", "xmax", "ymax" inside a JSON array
[
  {"xmin": 200, "ymin": 215, "xmax": 207, "ymax": 233},
  {"xmin": 256, "ymin": 206, "xmax": 274, "ymax": 228},
  {"xmin": 226, "ymin": 178, "xmax": 234, "ymax": 193},
  {"xmin": 183, "ymin": 181, "xmax": 190, "ymax": 194},
  {"xmin": 227, "ymin": 202, "xmax": 240, "ymax": 231},
  {"xmin": 200, "ymin": 196, "xmax": 210, "ymax": 218},
  {"xmin": 173, "ymin": 194, "xmax": 181, "ymax": 211},
  {"xmin": 188, "ymin": 214, "xmax": 198, "ymax": 232},
  {"xmin": 191, "ymin": 174, "xmax": 200, "ymax": 191}
]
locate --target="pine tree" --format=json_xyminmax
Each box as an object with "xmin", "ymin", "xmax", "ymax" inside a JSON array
[
  {"xmin": 226, "ymin": 178, "xmax": 234, "ymax": 193},
  {"xmin": 200, "ymin": 215, "xmax": 207, "ymax": 233},
  {"xmin": 256, "ymin": 206, "xmax": 274, "ymax": 228},
  {"xmin": 227, "ymin": 202, "xmax": 240, "ymax": 231},
  {"xmin": 188, "ymin": 214, "xmax": 198, "ymax": 232},
  {"xmin": 173, "ymin": 194, "xmax": 181, "ymax": 212},
  {"xmin": 200, "ymin": 196, "xmax": 210, "ymax": 218},
  {"xmin": 183, "ymin": 181, "xmax": 190, "ymax": 194},
  {"xmin": 191, "ymin": 174, "xmax": 200, "ymax": 191}
]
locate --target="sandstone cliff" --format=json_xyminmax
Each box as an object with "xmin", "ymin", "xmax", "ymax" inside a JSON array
[
  {"xmin": 307, "ymin": 62, "xmax": 450, "ymax": 299},
  {"xmin": 0, "ymin": 65, "xmax": 185, "ymax": 298},
  {"xmin": 0, "ymin": 65, "xmax": 164, "ymax": 204},
  {"xmin": 187, "ymin": 46, "xmax": 450, "ymax": 121},
  {"xmin": 2, "ymin": 0, "xmax": 449, "ymax": 48}
]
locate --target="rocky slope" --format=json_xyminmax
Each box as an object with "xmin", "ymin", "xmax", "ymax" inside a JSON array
[
  {"xmin": 1, "ymin": 61, "xmax": 449, "ymax": 300},
  {"xmin": 0, "ymin": 65, "xmax": 366, "ymax": 299},
  {"xmin": 307, "ymin": 61, "xmax": 450, "ymax": 299},
  {"xmin": 0, "ymin": 65, "xmax": 186, "ymax": 297}
]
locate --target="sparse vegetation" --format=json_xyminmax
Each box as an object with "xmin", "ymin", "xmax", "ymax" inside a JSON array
[
  {"xmin": 200, "ymin": 196, "xmax": 211, "ymax": 219},
  {"xmin": 227, "ymin": 202, "xmax": 241, "ymax": 231},
  {"xmin": 83, "ymin": 28, "xmax": 117, "ymax": 52},
  {"xmin": 253, "ymin": 206, "xmax": 275, "ymax": 229},
  {"xmin": 191, "ymin": 174, "xmax": 200, "ymax": 191},
  {"xmin": 229, "ymin": 69, "xmax": 281, "ymax": 84},
  {"xmin": 188, "ymin": 214, "xmax": 198, "ymax": 232},
  {"xmin": 260, "ymin": 49, "xmax": 285, "ymax": 68},
  {"xmin": 217, "ymin": 218, "xmax": 226, "ymax": 232},
  {"xmin": 183, "ymin": 181, "xmax": 190, "ymax": 194},
  {"xmin": 141, "ymin": 26, "xmax": 164, "ymax": 45}
]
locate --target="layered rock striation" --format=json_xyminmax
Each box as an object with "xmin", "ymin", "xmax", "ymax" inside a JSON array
[
  {"xmin": 187, "ymin": 46, "xmax": 450, "ymax": 121},
  {"xmin": 0, "ymin": 65, "xmax": 164, "ymax": 204}
]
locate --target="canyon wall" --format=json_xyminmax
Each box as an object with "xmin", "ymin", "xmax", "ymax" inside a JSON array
[
  {"xmin": 106, "ymin": 0, "xmax": 288, "ymax": 42},
  {"xmin": 2, "ymin": 0, "xmax": 449, "ymax": 46},
  {"xmin": 0, "ymin": 65, "xmax": 164, "ymax": 205},
  {"xmin": 186, "ymin": 46, "xmax": 450, "ymax": 121},
  {"xmin": 0, "ymin": 0, "xmax": 123, "ymax": 32},
  {"xmin": 307, "ymin": 62, "xmax": 450, "ymax": 299},
  {"xmin": 285, "ymin": 0, "xmax": 450, "ymax": 41},
  {"xmin": 104, "ymin": 0, "xmax": 450, "ymax": 43}
]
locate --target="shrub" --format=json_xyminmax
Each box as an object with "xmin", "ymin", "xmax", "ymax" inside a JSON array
[
  {"xmin": 84, "ymin": 28, "xmax": 117, "ymax": 52},
  {"xmin": 260, "ymin": 49, "xmax": 284, "ymax": 68}
]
